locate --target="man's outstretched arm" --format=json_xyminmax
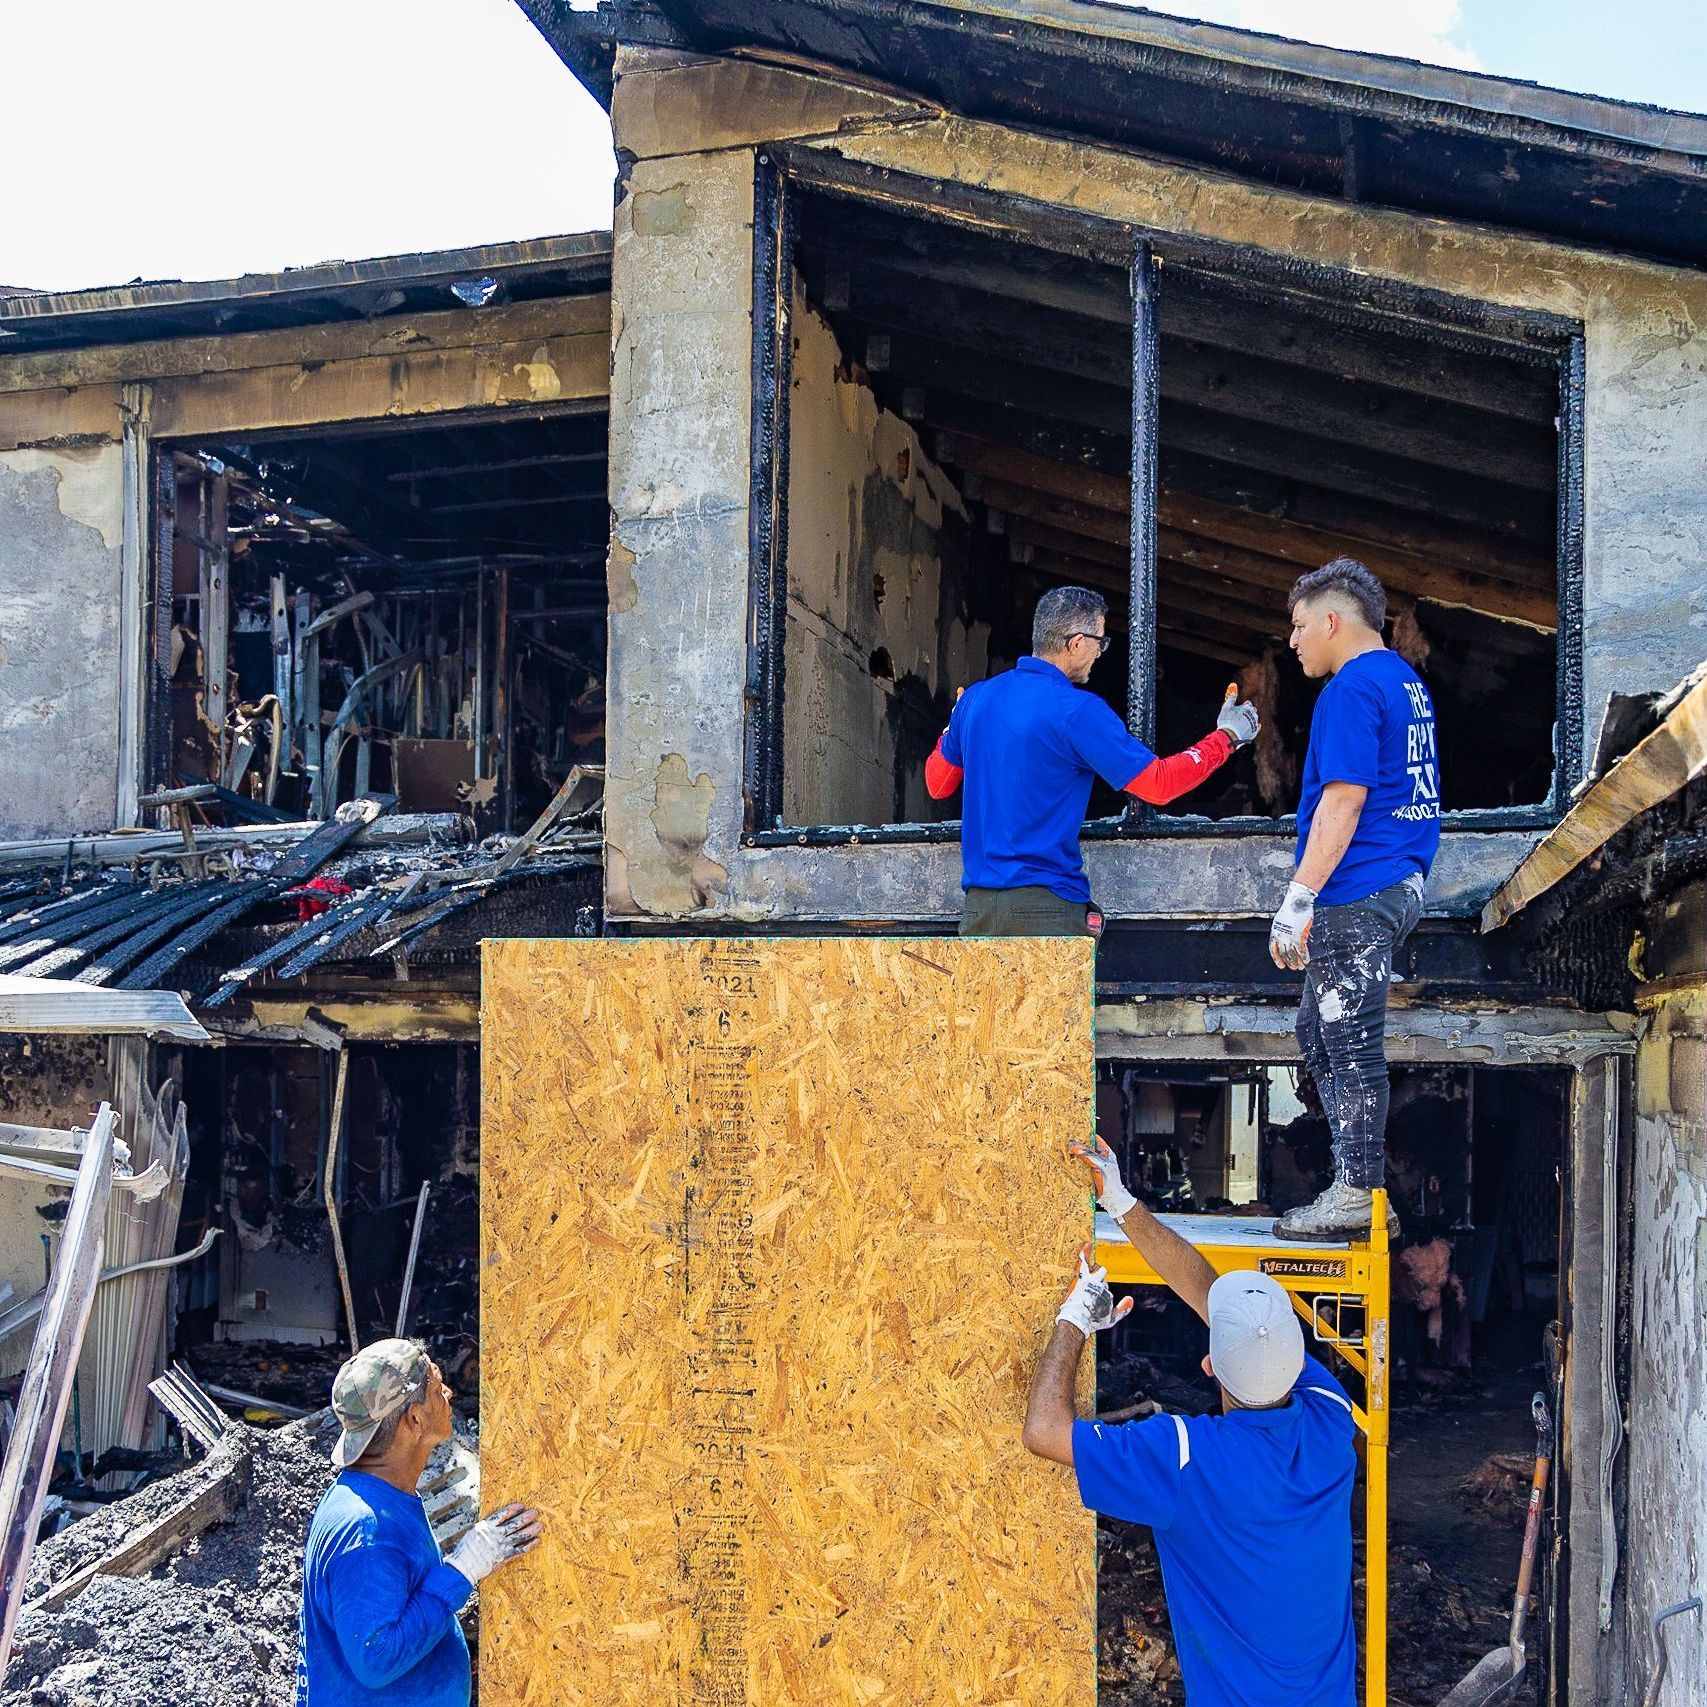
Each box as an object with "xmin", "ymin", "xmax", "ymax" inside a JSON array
[
  {"xmin": 1070, "ymin": 1137, "xmax": 1217, "ymax": 1325},
  {"xmin": 1022, "ymin": 1246, "xmax": 1132, "ymax": 1466},
  {"xmin": 1119, "ymin": 685, "xmax": 1260, "ymax": 807}
]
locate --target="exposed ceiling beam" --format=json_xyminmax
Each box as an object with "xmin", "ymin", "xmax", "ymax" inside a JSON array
[
  {"xmin": 1162, "ymin": 491, "xmax": 1556, "ymax": 629},
  {"xmin": 813, "ymin": 253, "xmax": 1554, "ymax": 423},
  {"xmin": 863, "ymin": 328, "xmax": 1550, "ymax": 520},
  {"xmin": 833, "ymin": 295, "xmax": 1552, "ymax": 488},
  {"xmin": 942, "ymin": 436, "xmax": 1557, "ymax": 626}
]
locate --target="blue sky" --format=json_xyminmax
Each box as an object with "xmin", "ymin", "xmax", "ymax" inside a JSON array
[{"xmin": 3, "ymin": 0, "xmax": 1703, "ymax": 293}]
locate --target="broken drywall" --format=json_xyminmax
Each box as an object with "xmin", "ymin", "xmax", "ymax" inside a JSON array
[
  {"xmin": 782, "ymin": 289, "xmax": 983, "ymax": 825},
  {"xmin": 0, "ymin": 446, "xmax": 125, "ymax": 838}
]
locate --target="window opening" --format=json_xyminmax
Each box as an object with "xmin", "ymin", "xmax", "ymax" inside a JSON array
[
  {"xmin": 751, "ymin": 169, "xmax": 1579, "ymax": 841},
  {"xmin": 152, "ymin": 408, "xmax": 608, "ymax": 834}
]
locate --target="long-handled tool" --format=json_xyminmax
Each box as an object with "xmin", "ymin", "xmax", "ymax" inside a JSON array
[{"xmin": 1438, "ymin": 1391, "xmax": 1554, "ymax": 1707}]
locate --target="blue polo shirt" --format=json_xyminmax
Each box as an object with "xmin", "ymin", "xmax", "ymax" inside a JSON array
[
  {"xmin": 296, "ymin": 1470, "xmax": 472, "ymax": 1707},
  {"xmin": 941, "ymin": 657, "xmax": 1155, "ymax": 903},
  {"xmin": 1073, "ymin": 1355, "xmax": 1358, "ymax": 1707},
  {"xmin": 1297, "ymin": 649, "xmax": 1441, "ymax": 907}
]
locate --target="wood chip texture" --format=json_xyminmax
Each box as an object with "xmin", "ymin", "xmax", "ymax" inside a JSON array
[{"xmin": 481, "ymin": 937, "xmax": 1096, "ymax": 1706}]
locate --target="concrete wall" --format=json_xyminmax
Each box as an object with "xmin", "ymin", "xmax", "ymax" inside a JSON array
[
  {"xmin": 1622, "ymin": 883, "xmax": 1707, "ymax": 1706},
  {"xmin": 0, "ymin": 445, "xmax": 125, "ymax": 837},
  {"xmin": 601, "ymin": 46, "xmax": 1707, "ymax": 925},
  {"xmin": 782, "ymin": 289, "xmax": 982, "ymax": 825}
]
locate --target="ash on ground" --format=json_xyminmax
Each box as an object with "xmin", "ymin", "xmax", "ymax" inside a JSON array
[{"xmin": 2, "ymin": 1414, "xmax": 340, "ymax": 1707}]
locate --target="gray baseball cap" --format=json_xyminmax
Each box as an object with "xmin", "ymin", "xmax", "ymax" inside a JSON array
[
  {"xmin": 330, "ymin": 1338, "xmax": 431, "ymax": 1467},
  {"xmin": 1207, "ymin": 1272, "xmax": 1304, "ymax": 1408}
]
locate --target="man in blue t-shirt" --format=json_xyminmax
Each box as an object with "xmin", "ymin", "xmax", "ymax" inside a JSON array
[
  {"xmin": 925, "ymin": 585, "xmax": 1260, "ymax": 936},
  {"xmin": 296, "ymin": 1339, "xmax": 543, "ymax": 1705},
  {"xmin": 1025, "ymin": 1137, "xmax": 1358, "ymax": 1707},
  {"xmin": 1269, "ymin": 557, "xmax": 1440, "ymax": 1242}
]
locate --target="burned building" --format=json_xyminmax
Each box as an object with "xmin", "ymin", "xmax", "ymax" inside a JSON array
[{"xmin": 0, "ymin": 1, "xmax": 1704, "ymax": 1701}]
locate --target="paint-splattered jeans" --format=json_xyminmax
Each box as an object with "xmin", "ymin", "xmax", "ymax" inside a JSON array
[{"xmin": 1295, "ymin": 877, "xmax": 1424, "ymax": 1189}]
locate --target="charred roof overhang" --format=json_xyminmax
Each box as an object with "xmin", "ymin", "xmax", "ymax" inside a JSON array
[
  {"xmin": 520, "ymin": 0, "xmax": 1707, "ymax": 270},
  {"xmin": 0, "ymin": 232, "xmax": 614, "ymax": 353}
]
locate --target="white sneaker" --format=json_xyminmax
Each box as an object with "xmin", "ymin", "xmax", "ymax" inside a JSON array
[{"xmin": 1273, "ymin": 1179, "xmax": 1400, "ymax": 1242}]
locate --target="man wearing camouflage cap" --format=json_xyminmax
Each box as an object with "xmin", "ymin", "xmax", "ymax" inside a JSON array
[{"xmin": 296, "ymin": 1338, "xmax": 542, "ymax": 1705}]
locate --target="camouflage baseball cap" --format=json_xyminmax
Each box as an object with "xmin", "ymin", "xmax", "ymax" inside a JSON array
[{"xmin": 330, "ymin": 1338, "xmax": 431, "ymax": 1468}]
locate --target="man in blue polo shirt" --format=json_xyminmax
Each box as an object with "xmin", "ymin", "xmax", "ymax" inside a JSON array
[
  {"xmin": 297, "ymin": 1338, "xmax": 543, "ymax": 1705},
  {"xmin": 925, "ymin": 585, "xmax": 1260, "ymax": 935},
  {"xmin": 1024, "ymin": 1137, "xmax": 1358, "ymax": 1706},
  {"xmin": 1268, "ymin": 557, "xmax": 1440, "ymax": 1241}
]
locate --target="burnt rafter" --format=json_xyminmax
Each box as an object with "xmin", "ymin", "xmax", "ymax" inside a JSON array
[
  {"xmin": 859, "ymin": 331, "xmax": 1550, "ymax": 536},
  {"xmin": 1162, "ymin": 489, "xmax": 1556, "ymax": 629},
  {"xmin": 803, "ymin": 206, "xmax": 1561, "ymax": 417},
  {"xmin": 828, "ymin": 276, "xmax": 1556, "ymax": 484},
  {"xmin": 939, "ymin": 436, "xmax": 1556, "ymax": 624}
]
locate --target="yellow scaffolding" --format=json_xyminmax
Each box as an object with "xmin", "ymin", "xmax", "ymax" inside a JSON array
[{"xmin": 1095, "ymin": 1190, "xmax": 1391, "ymax": 1707}]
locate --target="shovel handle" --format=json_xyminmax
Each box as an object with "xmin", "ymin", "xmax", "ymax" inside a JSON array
[{"xmin": 1508, "ymin": 1450, "xmax": 1552, "ymax": 1652}]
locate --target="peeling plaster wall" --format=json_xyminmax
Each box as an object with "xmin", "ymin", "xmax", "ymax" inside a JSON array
[
  {"xmin": 602, "ymin": 47, "xmax": 1707, "ymax": 924},
  {"xmin": 0, "ymin": 444, "xmax": 124, "ymax": 837},
  {"xmin": 1624, "ymin": 892, "xmax": 1707, "ymax": 1705},
  {"xmin": 783, "ymin": 288, "xmax": 982, "ymax": 825},
  {"xmin": 603, "ymin": 143, "xmax": 755, "ymax": 918}
]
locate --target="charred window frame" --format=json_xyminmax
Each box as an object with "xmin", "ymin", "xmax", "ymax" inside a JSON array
[{"xmin": 742, "ymin": 154, "xmax": 1585, "ymax": 846}]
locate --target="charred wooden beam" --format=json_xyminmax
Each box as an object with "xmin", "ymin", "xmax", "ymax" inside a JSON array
[
  {"xmin": 1162, "ymin": 491, "xmax": 1558, "ymax": 629},
  {"xmin": 943, "ymin": 436, "xmax": 1556, "ymax": 624},
  {"xmin": 833, "ymin": 292, "xmax": 1553, "ymax": 487},
  {"xmin": 818, "ymin": 253, "xmax": 1554, "ymax": 422}
]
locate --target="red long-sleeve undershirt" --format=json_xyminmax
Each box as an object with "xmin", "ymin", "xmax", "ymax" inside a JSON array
[{"xmin": 924, "ymin": 727, "xmax": 1234, "ymax": 804}]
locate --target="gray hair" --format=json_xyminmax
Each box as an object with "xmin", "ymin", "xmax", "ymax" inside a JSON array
[
  {"xmin": 1033, "ymin": 585, "xmax": 1109, "ymax": 656},
  {"xmin": 1287, "ymin": 557, "xmax": 1387, "ymax": 631}
]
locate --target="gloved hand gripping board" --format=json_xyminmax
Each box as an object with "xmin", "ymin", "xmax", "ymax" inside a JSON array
[{"xmin": 480, "ymin": 937, "xmax": 1095, "ymax": 1705}]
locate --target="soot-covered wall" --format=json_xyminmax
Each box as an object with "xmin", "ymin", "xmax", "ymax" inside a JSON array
[{"xmin": 782, "ymin": 287, "xmax": 985, "ymax": 827}]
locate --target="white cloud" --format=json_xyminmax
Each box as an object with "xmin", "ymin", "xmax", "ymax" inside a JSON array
[
  {"xmin": 1, "ymin": 0, "xmax": 615, "ymax": 293},
  {"xmin": 1140, "ymin": 0, "xmax": 1481, "ymax": 70}
]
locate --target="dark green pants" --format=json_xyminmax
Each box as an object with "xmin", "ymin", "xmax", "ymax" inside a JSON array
[{"xmin": 959, "ymin": 884, "xmax": 1096, "ymax": 937}]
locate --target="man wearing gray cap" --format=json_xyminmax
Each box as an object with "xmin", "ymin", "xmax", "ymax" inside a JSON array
[
  {"xmin": 295, "ymin": 1338, "xmax": 542, "ymax": 1706},
  {"xmin": 1023, "ymin": 1140, "xmax": 1357, "ymax": 1707}
]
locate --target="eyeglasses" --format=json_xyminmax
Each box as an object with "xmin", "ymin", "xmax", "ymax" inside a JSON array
[{"xmin": 1067, "ymin": 632, "xmax": 1113, "ymax": 655}]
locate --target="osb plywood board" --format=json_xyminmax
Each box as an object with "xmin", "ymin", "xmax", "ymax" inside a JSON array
[{"xmin": 480, "ymin": 937, "xmax": 1096, "ymax": 1707}]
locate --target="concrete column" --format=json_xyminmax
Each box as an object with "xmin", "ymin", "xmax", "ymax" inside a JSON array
[{"xmin": 604, "ymin": 141, "xmax": 755, "ymax": 919}]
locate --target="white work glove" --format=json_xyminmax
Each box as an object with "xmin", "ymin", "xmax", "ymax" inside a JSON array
[
  {"xmin": 1068, "ymin": 1135, "xmax": 1137, "ymax": 1218},
  {"xmin": 1056, "ymin": 1247, "xmax": 1133, "ymax": 1337},
  {"xmin": 445, "ymin": 1503, "xmax": 542, "ymax": 1586},
  {"xmin": 1216, "ymin": 683, "xmax": 1261, "ymax": 749},
  {"xmin": 1269, "ymin": 879, "xmax": 1318, "ymax": 971}
]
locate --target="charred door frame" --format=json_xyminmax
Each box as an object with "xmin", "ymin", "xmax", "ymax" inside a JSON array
[{"xmin": 742, "ymin": 150, "xmax": 1586, "ymax": 844}]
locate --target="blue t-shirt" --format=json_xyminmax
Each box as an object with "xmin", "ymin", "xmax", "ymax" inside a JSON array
[
  {"xmin": 296, "ymin": 1470, "xmax": 472, "ymax": 1707},
  {"xmin": 1073, "ymin": 1355, "xmax": 1358, "ymax": 1707},
  {"xmin": 941, "ymin": 656, "xmax": 1156, "ymax": 903},
  {"xmin": 1296, "ymin": 649, "xmax": 1440, "ymax": 907}
]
